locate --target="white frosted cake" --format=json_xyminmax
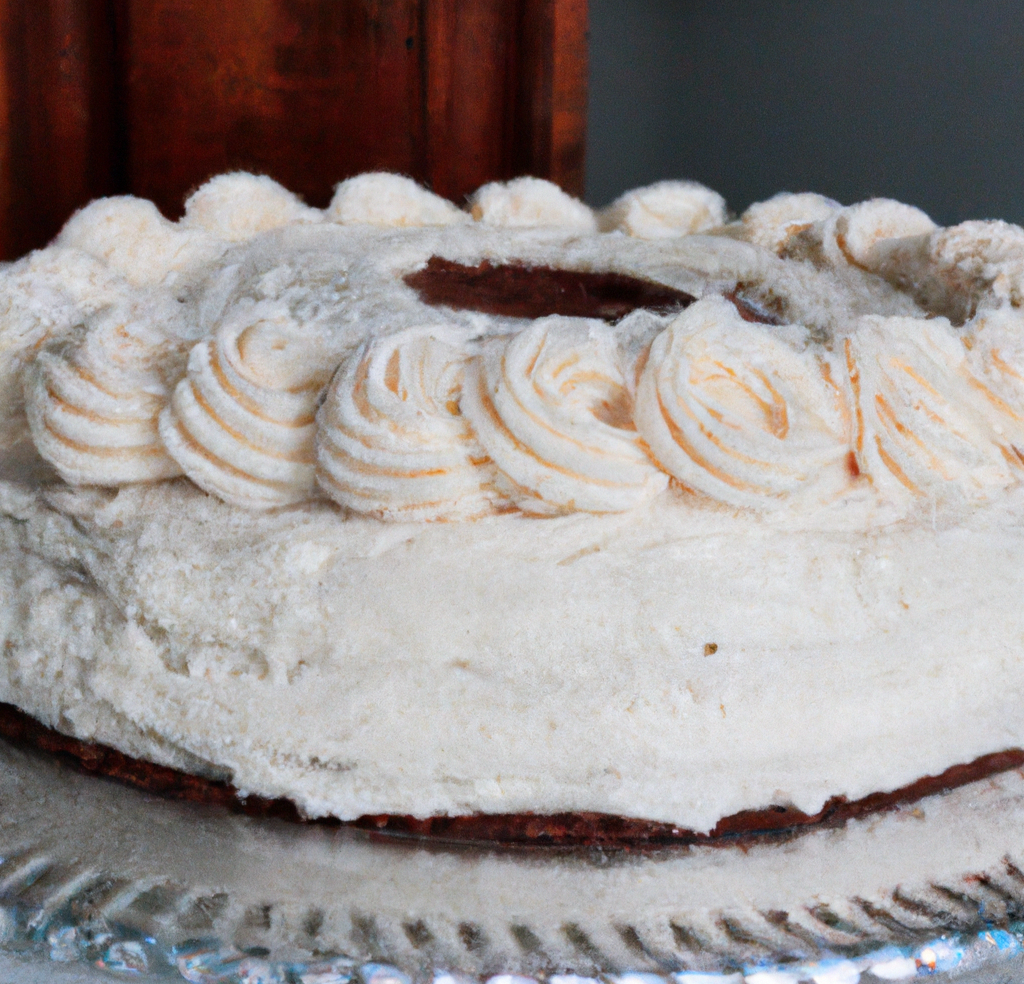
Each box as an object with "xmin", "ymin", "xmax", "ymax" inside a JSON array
[{"xmin": 2, "ymin": 170, "xmax": 1024, "ymax": 836}]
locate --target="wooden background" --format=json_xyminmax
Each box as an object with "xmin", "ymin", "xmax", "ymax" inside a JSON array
[{"xmin": 0, "ymin": 0, "xmax": 587, "ymax": 261}]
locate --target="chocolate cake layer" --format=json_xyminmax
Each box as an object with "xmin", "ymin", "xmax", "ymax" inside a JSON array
[
  {"xmin": 404, "ymin": 257, "xmax": 696, "ymax": 321},
  {"xmin": 3, "ymin": 702, "xmax": 1020, "ymax": 850}
]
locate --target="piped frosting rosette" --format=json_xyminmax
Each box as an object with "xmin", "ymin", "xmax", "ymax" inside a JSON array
[
  {"xmin": 633, "ymin": 296, "xmax": 851, "ymax": 508},
  {"xmin": 461, "ymin": 317, "xmax": 668, "ymax": 514},
  {"xmin": 843, "ymin": 315, "xmax": 1021, "ymax": 501},
  {"xmin": 159, "ymin": 309, "xmax": 338, "ymax": 509},
  {"xmin": 316, "ymin": 326, "xmax": 499, "ymax": 521},
  {"xmin": 964, "ymin": 308, "xmax": 1024, "ymax": 452},
  {"xmin": 25, "ymin": 309, "xmax": 183, "ymax": 485}
]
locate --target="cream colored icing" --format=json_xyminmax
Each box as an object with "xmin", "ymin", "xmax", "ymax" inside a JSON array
[
  {"xmin": 598, "ymin": 180, "xmax": 727, "ymax": 238},
  {"xmin": 159, "ymin": 308, "xmax": 339, "ymax": 509},
  {"xmin": 469, "ymin": 176, "xmax": 598, "ymax": 231},
  {"xmin": 182, "ymin": 172, "xmax": 322, "ymax": 241},
  {"xmin": 633, "ymin": 297, "xmax": 850, "ymax": 508},
  {"xmin": 327, "ymin": 172, "xmax": 471, "ymax": 228},
  {"xmin": 4, "ymin": 477, "xmax": 1024, "ymax": 832},
  {"xmin": 4, "ymin": 172, "xmax": 1024, "ymax": 829},
  {"xmin": 740, "ymin": 192, "xmax": 839, "ymax": 252},
  {"xmin": 316, "ymin": 325, "xmax": 499, "ymax": 521},
  {"xmin": 24, "ymin": 308, "xmax": 183, "ymax": 485},
  {"xmin": 462, "ymin": 318, "xmax": 667, "ymax": 514}
]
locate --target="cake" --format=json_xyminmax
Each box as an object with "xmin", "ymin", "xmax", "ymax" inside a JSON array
[{"xmin": 3, "ymin": 170, "xmax": 1024, "ymax": 842}]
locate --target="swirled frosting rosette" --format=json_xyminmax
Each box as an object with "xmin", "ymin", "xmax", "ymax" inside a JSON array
[
  {"xmin": 963, "ymin": 308, "xmax": 1024, "ymax": 452},
  {"xmin": 461, "ymin": 317, "xmax": 667, "ymax": 514},
  {"xmin": 872, "ymin": 220, "xmax": 1024, "ymax": 323},
  {"xmin": 844, "ymin": 315, "xmax": 1019, "ymax": 501},
  {"xmin": 316, "ymin": 326, "xmax": 499, "ymax": 521},
  {"xmin": 633, "ymin": 296, "xmax": 850, "ymax": 508},
  {"xmin": 25, "ymin": 310, "xmax": 183, "ymax": 485},
  {"xmin": 159, "ymin": 310, "xmax": 338, "ymax": 509}
]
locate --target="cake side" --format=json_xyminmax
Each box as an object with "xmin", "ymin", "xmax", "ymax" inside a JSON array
[{"xmin": 4, "ymin": 475, "xmax": 1024, "ymax": 832}]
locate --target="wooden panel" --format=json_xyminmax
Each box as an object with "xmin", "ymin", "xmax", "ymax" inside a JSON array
[
  {"xmin": 514, "ymin": 0, "xmax": 587, "ymax": 197},
  {"xmin": 422, "ymin": 0, "xmax": 520, "ymax": 204},
  {"xmin": 0, "ymin": 0, "xmax": 116, "ymax": 259},
  {"xmin": 115, "ymin": 0, "xmax": 426, "ymax": 217},
  {"xmin": 0, "ymin": 0, "xmax": 588, "ymax": 258}
]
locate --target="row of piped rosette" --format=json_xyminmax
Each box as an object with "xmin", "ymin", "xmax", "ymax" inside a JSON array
[
  {"xmin": 23, "ymin": 290, "xmax": 1024, "ymax": 517},
  {"xmin": 23, "ymin": 171, "xmax": 1024, "ymax": 516}
]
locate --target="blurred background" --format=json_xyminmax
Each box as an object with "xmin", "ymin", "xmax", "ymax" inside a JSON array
[
  {"xmin": 2, "ymin": 0, "xmax": 1023, "ymax": 259},
  {"xmin": 587, "ymin": 0, "xmax": 1024, "ymax": 224}
]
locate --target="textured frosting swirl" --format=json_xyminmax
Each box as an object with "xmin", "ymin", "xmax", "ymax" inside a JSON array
[
  {"xmin": 872, "ymin": 220, "xmax": 1024, "ymax": 323},
  {"xmin": 964, "ymin": 308, "xmax": 1024, "ymax": 446},
  {"xmin": 740, "ymin": 192, "xmax": 839, "ymax": 253},
  {"xmin": 598, "ymin": 180, "xmax": 726, "ymax": 238},
  {"xmin": 182, "ymin": 172, "xmax": 321, "ymax": 241},
  {"xmin": 462, "ymin": 317, "xmax": 667, "ymax": 514},
  {"xmin": 469, "ymin": 177, "xmax": 598, "ymax": 231},
  {"xmin": 24, "ymin": 310, "xmax": 182, "ymax": 485},
  {"xmin": 159, "ymin": 311, "xmax": 337, "ymax": 509},
  {"xmin": 843, "ymin": 315, "xmax": 1019, "ymax": 501},
  {"xmin": 327, "ymin": 173, "xmax": 470, "ymax": 227},
  {"xmin": 634, "ymin": 297, "xmax": 850, "ymax": 508},
  {"xmin": 316, "ymin": 326, "xmax": 499, "ymax": 521},
  {"xmin": 782, "ymin": 199, "xmax": 937, "ymax": 270}
]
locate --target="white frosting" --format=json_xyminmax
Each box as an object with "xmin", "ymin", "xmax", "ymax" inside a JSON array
[
  {"xmin": 822, "ymin": 198, "xmax": 937, "ymax": 268},
  {"xmin": 964, "ymin": 307, "xmax": 1024, "ymax": 445},
  {"xmin": 182, "ymin": 172, "xmax": 321, "ymax": 241},
  {"xmin": 843, "ymin": 315, "xmax": 1017, "ymax": 502},
  {"xmin": 24, "ymin": 309, "xmax": 182, "ymax": 485},
  {"xmin": 57, "ymin": 197, "xmax": 225, "ymax": 286},
  {"xmin": 635, "ymin": 297, "xmax": 850, "ymax": 508},
  {"xmin": 159, "ymin": 309, "xmax": 337, "ymax": 509},
  {"xmin": 469, "ymin": 177, "xmax": 598, "ymax": 231},
  {"xmin": 0, "ymin": 248, "xmax": 129, "ymax": 452},
  {"xmin": 873, "ymin": 220, "xmax": 1024, "ymax": 322},
  {"xmin": 740, "ymin": 192, "xmax": 839, "ymax": 252},
  {"xmin": 599, "ymin": 180, "xmax": 727, "ymax": 238},
  {"xmin": 8, "ymin": 175, "xmax": 1024, "ymax": 832},
  {"xmin": 462, "ymin": 317, "xmax": 667, "ymax": 514},
  {"xmin": 6, "ymin": 478, "xmax": 1024, "ymax": 832},
  {"xmin": 316, "ymin": 326, "xmax": 499, "ymax": 520},
  {"xmin": 327, "ymin": 172, "xmax": 470, "ymax": 227}
]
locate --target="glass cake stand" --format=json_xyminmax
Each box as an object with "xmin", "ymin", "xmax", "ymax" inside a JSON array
[{"xmin": 3, "ymin": 738, "xmax": 1024, "ymax": 984}]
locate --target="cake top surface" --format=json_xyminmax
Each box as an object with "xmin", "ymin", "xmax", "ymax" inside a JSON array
[{"xmin": 3, "ymin": 171, "xmax": 1024, "ymax": 528}]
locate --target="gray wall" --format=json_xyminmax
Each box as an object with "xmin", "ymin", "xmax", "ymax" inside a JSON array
[{"xmin": 586, "ymin": 0, "xmax": 1024, "ymax": 225}]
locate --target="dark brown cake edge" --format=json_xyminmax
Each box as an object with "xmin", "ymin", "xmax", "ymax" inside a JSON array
[{"xmin": 2, "ymin": 702, "xmax": 1022, "ymax": 850}]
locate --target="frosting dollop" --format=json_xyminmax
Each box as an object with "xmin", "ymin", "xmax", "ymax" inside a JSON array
[
  {"xmin": 964, "ymin": 308, "xmax": 1024, "ymax": 447},
  {"xmin": 469, "ymin": 177, "xmax": 598, "ymax": 232},
  {"xmin": 326, "ymin": 173, "xmax": 470, "ymax": 227},
  {"xmin": 872, "ymin": 220, "xmax": 1024, "ymax": 323},
  {"xmin": 783, "ymin": 199, "xmax": 937, "ymax": 269},
  {"xmin": 634, "ymin": 297, "xmax": 850, "ymax": 508},
  {"xmin": 24, "ymin": 309, "xmax": 183, "ymax": 484},
  {"xmin": 182, "ymin": 173, "xmax": 321, "ymax": 241},
  {"xmin": 158, "ymin": 310, "xmax": 337, "ymax": 509},
  {"xmin": 598, "ymin": 180, "xmax": 727, "ymax": 238},
  {"xmin": 462, "ymin": 317, "xmax": 667, "ymax": 514},
  {"xmin": 56, "ymin": 197, "xmax": 224, "ymax": 287},
  {"xmin": 316, "ymin": 326, "xmax": 499, "ymax": 520},
  {"xmin": 740, "ymin": 192, "xmax": 839, "ymax": 253},
  {"xmin": 843, "ymin": 315, "xmax": 1018, "ymax": 501}
]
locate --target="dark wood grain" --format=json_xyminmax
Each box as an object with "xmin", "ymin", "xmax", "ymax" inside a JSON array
[
  {"xmin": 0, "ymin": 0, "xmax": 117, "ymax": 259},
  {"xmin": 0, "ymin": 0, "xmax": 589, "ymax": 259},
  {"xmin": 114, "ymin": 0, "xmax": 428, "ymax": 218}
]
